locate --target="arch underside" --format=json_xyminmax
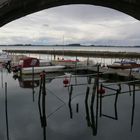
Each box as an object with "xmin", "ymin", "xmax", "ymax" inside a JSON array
[{"xmin": 0, "ymin": 0, "xmax": 140, "ymax": 27}]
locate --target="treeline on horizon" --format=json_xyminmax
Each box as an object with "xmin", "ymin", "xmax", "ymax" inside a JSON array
[{"xmin": 0, "ymin": 44, "xmax": 140, "ymax": 47}]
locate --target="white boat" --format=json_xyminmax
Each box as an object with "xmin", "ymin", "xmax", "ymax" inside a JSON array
[
  {"xmin": 21, "ymin": 65, "xmax": 65, "ymax": 75},
  {"xmin": 39, "ymin": 59, "xmax": 52, "ymax": 66},
  {"xmin": 0, "ymin": 52, "xmax": 11, "ymax": 63},
  {"xmin": 107, "ymin": 60, "xmax": 140, "ymax": 69}
]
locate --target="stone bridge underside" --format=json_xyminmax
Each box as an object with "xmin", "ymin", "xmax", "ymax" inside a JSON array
[{"xmin": 0, "ymin": 0, "xmax": 140, "ymax": 27}]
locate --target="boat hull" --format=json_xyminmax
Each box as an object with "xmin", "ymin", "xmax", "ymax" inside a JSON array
[
  {"xmin": 21, "ymin": 65, "xmax": 65, "ymax": 75},
  {"xmin": 107, "ymin": 64, "xmax": 140, "ymax": 69}
]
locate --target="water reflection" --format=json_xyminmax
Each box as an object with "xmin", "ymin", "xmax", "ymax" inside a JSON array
[
  {"xmin": 101, "ymin": 81, "xmax": 140, "ymax": 132},
  {"xmin": 1, "ymin": 67, "xmax": 3, "ymax": 88},
  {"xmin": 13, "ymin": 73, "xmax": 63, "ymax": 89},
  {"xmin": 66, "ymin": 75, "xmax": 140, "ymax": 137},
  {"xmin": 38, "ymin": 72, "xmax": 47, "ymax": 140},
  {"xmin": 68, "ymin": 85, "xmax": 73, "ymax": 119},
  {"xmin": 5, "ymin": 82, "xmax": 10, "ymax": 140},
  {"xmin": 1, "ymin": 68, "xmax": 140, "ymax": 140}
]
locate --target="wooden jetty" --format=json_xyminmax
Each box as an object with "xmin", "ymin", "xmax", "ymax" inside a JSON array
[
  {"xmin": 42, "ymin": 65, "xmax": 140, "ymax": 80},
  {"xmin": 87, "ymin": 66, "xmax": 140, "ymax": 80},
  {"xmin": 3, "ymin": 49, "xmax": 140, "ymax": 58},
  {"xmin": 64, "ymin": 65, "xmax": 140, "ymax": 80}
]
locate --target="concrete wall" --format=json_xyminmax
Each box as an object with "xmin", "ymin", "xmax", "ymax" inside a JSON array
[{"xmin": 0, "ymin": 0, "xmax": 140, "ymax": 27}]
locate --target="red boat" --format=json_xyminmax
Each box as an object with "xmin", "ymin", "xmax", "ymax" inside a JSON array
[
  {"xmin": 12, "ymin": 57, "xmax": 40, "ymax": 72},
  {"xmin": 12, "ymin": 57, "xmax": 65, "ymax": 75}
]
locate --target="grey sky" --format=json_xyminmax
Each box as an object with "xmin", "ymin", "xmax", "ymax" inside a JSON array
[{"xmin": 0, "ymin": 4, "xmax": 140, "ymax": 46}]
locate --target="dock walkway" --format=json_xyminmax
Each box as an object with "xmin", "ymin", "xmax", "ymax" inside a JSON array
[{"xmin": 87, "ymin": 66, "xmax": 140, "ymax": 80}]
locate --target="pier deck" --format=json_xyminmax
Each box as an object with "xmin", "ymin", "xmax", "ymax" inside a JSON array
[
  {"xmin": 3, "ymin": 49, "xmax": 140, "ymax": 58},
  {"xmin": 87, "ymin": 66, "xmax": 140, "ymax": 80},
  {"xmin": 56, "ymin": 65, "xmax": 140, "ymax": 80}
]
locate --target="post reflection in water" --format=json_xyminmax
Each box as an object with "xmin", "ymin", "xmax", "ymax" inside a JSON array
[
  {"xmin": 131, "ymin": 84, "xmax": 135, "ymax": 132},
  {"xmin": 5, "ymin": 82, "xmax": 10, "ymax": 140},
  {"xmin": 38, "ymin": 71, "xmax": 47, "ymax": 140},
  {"xmin": 3, "ymin": 66, "xmax": 140, "ymax": 139},
  {"xmin": 1, "ymin": 67, "xmax": 3, "ymax": 88},
  {"xmin": 85, "ymin": 76, "xmax": 97, "ymax": 135},
  {"xmin": 68, "ymin": 85, "xmax": 73, "ymax": 119},
  {"xmin": 101, "ymin": 81, "xmax": 139, "ymax": 131},
  {"xmin": 67, "ymin": 73, "xmax": 139, "ymax": 136},
  {"xmin": 100, "ymin": 84, "xmax": 120, "ymax": 120}
]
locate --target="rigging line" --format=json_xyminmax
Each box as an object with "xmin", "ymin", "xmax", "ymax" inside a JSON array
[
  {"xmin": 46, "ymin": 88, "xmax": 66, "ymax": 104},
  {"xmin": 47, "ymin": 104, "xmax": 66, "ymax": 119}
]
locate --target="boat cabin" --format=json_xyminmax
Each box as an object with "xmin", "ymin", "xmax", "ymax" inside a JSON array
[{"xmin": 18, "ymin": 57, "xmax": 40, "ymax": 68}]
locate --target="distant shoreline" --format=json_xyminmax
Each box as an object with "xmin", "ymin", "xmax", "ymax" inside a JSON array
[
  {"xmin": 0, "ymin": 45, "xmax": 140, "ymax": 48},
  {"xmin": 3, "ymin": 49, "xmax": 140, "ymax": 58}
]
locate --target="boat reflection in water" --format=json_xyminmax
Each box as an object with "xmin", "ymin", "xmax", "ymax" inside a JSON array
[
  {"xmin": 13, "ymin": 72, "xmax": 64, "ymax": 89},
  {"xmin": 19, "ymin": 76, "xmax": 40, "ymax": 88},
  {"xmin": 10, "ymin": 70, "xmax": 140, "ymax": 139}
]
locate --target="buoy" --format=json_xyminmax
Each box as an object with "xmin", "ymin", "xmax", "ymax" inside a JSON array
[{"xmin": 63, "ymin": 77, "xmax": 69, "ymax": 87}]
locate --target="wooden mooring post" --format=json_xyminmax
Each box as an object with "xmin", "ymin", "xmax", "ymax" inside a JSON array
[{"xmin": 32, "ymin": 66, "xmax": 35, "ymax": 102}]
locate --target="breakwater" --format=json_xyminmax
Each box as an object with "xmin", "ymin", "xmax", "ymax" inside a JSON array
[{"xmin": 3, "ymin": 49, "xmax": 140, "ymax": 58}]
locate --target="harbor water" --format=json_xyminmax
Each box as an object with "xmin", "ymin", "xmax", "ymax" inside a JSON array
[{"xmin": 1, "ymin": 46, "xmax": 140, "ymax": 140}]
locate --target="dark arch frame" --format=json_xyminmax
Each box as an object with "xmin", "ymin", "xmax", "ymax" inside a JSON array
[{"xmin": 0, "ymin": 0, "xmax": 140, "ymax": 27}]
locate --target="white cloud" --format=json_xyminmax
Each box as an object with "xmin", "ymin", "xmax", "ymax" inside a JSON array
[{"xmin": 0, "ymin": 4, "xmax": 140, "ymax": 45}]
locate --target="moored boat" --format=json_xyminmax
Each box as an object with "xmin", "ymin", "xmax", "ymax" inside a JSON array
[
  {"xmin": 12, "ymin": 57, "xmax": 65, "ymax": 75},
  {"xmin": 107, "ymin": 60, "xmax": 140, "ymax": 69},
  {"xmin": 21, "ymin": 65, "xmax": 65, "ymax": 75}
]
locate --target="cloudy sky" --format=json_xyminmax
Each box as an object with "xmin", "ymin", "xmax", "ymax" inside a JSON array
[{"xmin": 0, "ymin": 4, "xmax": 140, "ymax": 46}]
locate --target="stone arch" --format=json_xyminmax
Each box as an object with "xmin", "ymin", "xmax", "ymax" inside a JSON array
[{"xmin": 0, "ymin": 0, "xmax": 140, "ymax": 27}]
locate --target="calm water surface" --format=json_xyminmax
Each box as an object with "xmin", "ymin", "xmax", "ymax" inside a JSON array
[
  {"xmin": 1, "ymin": 46, "xmax": 140, "ymax": 139},
  {"xmin": 1, "ymin": 45, "xmax": 140, "ymax": 66},
  {"xmin": 0, "ymin": 66, "xmax": 140, "ymax": 140},
  {"xmin": 1, "ymin": 45, "xmax": 140, "ymax": 52}
]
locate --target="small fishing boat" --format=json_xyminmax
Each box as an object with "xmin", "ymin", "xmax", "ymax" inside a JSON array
[
  {"xmin": 12, "ymin": 57, "xmax": 65, "ymax": 75},
  {"xmin": 21, "ymin": 65, "xmax": 65, "ymax": 75},
  {"xmin": 107, "ymin": 60, "xmax": 140, "ymax": 69}
]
